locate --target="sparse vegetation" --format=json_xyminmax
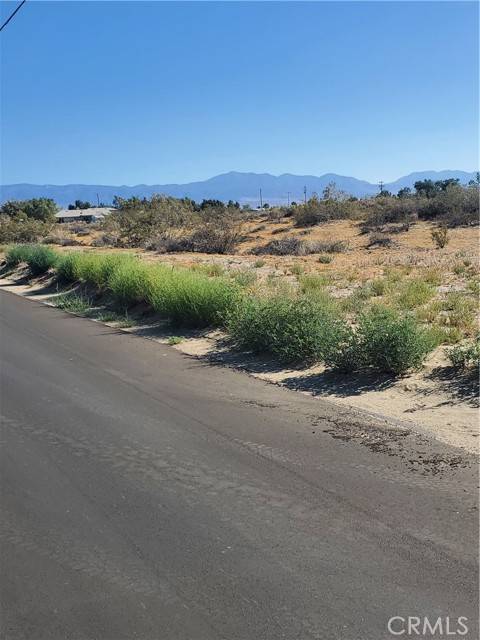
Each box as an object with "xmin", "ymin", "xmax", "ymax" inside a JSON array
[
  {"xmin": 447, "ymin": 336, "xmax": 480, "ymax": 369},
  {"xmin": 3, "ymin": 177, "xmax": 478, "ymax": 385},
  {"xmin": 431, "ymin": 226, "xmax": 449, "ymax": 249}
]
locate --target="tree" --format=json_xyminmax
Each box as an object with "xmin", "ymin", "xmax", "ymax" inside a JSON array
[
  {"xmin": 200, "ymin": 199, "xmax": 225, "ymax": 210},
  {"xmin": 397, "ymin": 187, "xmax": 411, "ymax": 199},
  {"xmin": 68, "ymin": 199, "xmax": 92, "ymax": 210},
  {"xmin": 0, "ymin": 198, "xmax": 57, "ymax": 222},
  {"xmin": 322, "ymin": 181, "xmax": 348, "ymax": 201}
]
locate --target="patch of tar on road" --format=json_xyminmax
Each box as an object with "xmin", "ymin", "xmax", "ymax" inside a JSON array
[{"xmin": 311, "ymin": 413, "xmax": 472, "ymax": 477}]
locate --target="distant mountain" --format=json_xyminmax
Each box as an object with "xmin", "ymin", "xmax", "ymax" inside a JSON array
[{"xmin": 1, "ymin": 170, "xmax": 476, "ymax": 207}]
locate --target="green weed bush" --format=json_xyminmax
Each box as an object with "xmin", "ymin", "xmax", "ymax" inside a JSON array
[
  {"xmin": 359, "ymin": 305, "xmax": 436, "ymax": 374},
  {"xmin": 227, "ymin": 295, "xmax": 347, "ymax": 364}
]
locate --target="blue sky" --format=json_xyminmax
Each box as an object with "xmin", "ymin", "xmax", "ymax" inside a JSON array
[{"xmin": 1, "ymin": 1, "xmax": 478, "ymax": 185}]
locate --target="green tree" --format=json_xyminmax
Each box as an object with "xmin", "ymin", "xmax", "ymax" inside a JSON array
[{"xmin": 0, "ymin": 198, "xmax": 57, "ymax": 222}]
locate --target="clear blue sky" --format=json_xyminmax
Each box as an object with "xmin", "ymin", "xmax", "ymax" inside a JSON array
[{"xmin": 1, "ymin": 1, "xmax": 478, "ymax": 185}]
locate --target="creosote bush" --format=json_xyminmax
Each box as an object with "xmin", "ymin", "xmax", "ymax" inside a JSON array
[{"xmin": 357, "ymin": 306, "xmax": 437, "ymax": 374}]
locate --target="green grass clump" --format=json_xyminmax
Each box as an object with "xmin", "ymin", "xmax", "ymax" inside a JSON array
[
  {"xmin": 108, "ymin": 259, "xmax": 152, "ymax": 308},
  {"xmin": 25, "ymin": 245, "xmax": 58, "ymax": 275},
  {"xmin": 298, "ymin": 273, "xmax": 331, "ymax": 295},
  {"xmin": 227, "ymin": 295, "xmax": 348, "ymax": 364},
  {"xmin": 167, "ymin": 336, "xmax": 184, "ymax": 345},
  {"xmin": 148, "ymin": 266, "xmax": 240, "ymax": 328},
  {"xmin": 395, "ymin": 279, "xmax": 436, "ymax": 310},
  {"xmin": 52, "ymin": 292, "xmax": 92, "ymax": 314},
  {"xmin": 441, "ymin": 292, "xmax": 477, "ymax": 334},
  {"xmin": 5, "ymin": 244, "xmax": 34, "ymax": 267},
  {"xmin": 56, "ymin": 252, "xmax": 84, "ymax": 282},
  {"xmin": 369, "ymin": 278, "xmax": 388, "ymax": 297},
  {"xmin": 231, "ymin": 269, "xmax": 257, "ymax": 288},
  {"xmin": 5, "ymin": 243, "xmax": 57, "ymax": 275},
  {"xmin": 290, "ymin": 263, "xmax": 305, "ymax": 276}
]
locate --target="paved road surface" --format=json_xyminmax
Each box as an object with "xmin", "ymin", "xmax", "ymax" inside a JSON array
[{"xmin": 0, "ymin": 290, "xmax": 478, "ymax": 639}]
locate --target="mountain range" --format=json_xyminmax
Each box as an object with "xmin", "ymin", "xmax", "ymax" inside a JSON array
[{"xmin": 0, "ymin": 170, "xmax": 476, "ymax": 207}]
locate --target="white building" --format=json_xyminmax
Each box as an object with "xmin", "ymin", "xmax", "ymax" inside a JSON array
[{"xmin": 55, "ymin": 207, "xmax": 114, "ymax": 224}]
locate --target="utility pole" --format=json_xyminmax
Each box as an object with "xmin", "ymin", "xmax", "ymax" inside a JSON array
[
  {"xmin": 378, "ymin": 181, "xmax": 384, "ymax": 195},
  {"xmin": 96, "ymin": 193, "xmax": 100, "ymax": 207},
  {"xmin": 303, "ymin": 185, "xmax": 307, "ymax": 204},
  {"xmin": 287, "ymin": 192, "xmax": 291, "ymax": 206},
  {"xmin": 259, "ymin": 188, "xmax": 263, "ymax": 209}
]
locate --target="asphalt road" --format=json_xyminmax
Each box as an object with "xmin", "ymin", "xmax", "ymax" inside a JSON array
[{"xmin": 0, "ymin": 290, "xmax": 478, "ymax": 640}]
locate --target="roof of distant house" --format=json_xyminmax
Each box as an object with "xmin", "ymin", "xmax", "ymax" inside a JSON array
[{"xmin": 56, "ymin": 207, "xmax": 114, "ymax": 219}]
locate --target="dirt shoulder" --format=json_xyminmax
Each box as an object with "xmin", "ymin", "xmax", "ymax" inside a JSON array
[{"xmin": 1, "ymin": 273, "xmax": 477, "ymax": 456}]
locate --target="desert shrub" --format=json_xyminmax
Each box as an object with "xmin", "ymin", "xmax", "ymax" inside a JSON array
[
  {"xmin": 253, "ymin": 236, "xmax": 346, "ymax": 256},
  {"xmin": 24, "ymin": 245, "xmax": 58, "ymax": 275},
  {"xmin": 359, "ymin": 305, "xmax": 436, "ymax": 374},
  {"xmin": 323, "ymin": 328, "xmax": 365, "ymax": 373},
  {"xmin": 418, "ymin": 183, "xmax": 479, "ymax": 226},
  {"xmin": 310, "ymin": 240, "xmax": 348, "ymax": 253},
  {"xmin": 293, "ymin": 195, "xmax": 355, "ymax": 227},
  {"xmin": 0, "ymin": 216, "xmax": 52, "ymax": 244},
  {"xmin": 318, "ymin": 254, "xmax": 333, "ymax": 264},
  {"xmin": 188, "ymin": 223, "xmax": 242, "ymax": 254},
  {"xmin": 91, "ymin": 233, "xmax": 119, "ymax": 247},
  {"xmin": 361, "ymin": 197, "xmax": 417, "ymax": 232},
  {"xmin": 252, "ymin": 236, "xmax": 306, "ymax": 256},
  {"xmin": 367, "ymin": 233, "xmax": 394, "ymax": 248},
  {"xmin": 396, "ymin": 279, "xmax": 436, "ymax": 310},
  {"xmin": 147, "ymin": 267, "xmax": 240, "ymax": 327},
  {"xmin": 227, "ymin": 295, "xmax": 348, "ymax": 364},
  {"xmin": 431, "ymin": 226, "xmax": 449, "ymax": 249},
  {"xmin": 149, "ymin": 232, "xmax": 194, "ymax": 253},
  {"xmin": 447, "ymin": 336, "xmax": 480, "ymax": 369},
  {"xmin": 43, "ymin": 233, "xmax": 80, "ymax": 246}
]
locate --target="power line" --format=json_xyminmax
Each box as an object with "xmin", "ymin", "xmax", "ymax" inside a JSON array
[{"xmin": 0, "ymin": 0, "xmax": 27, "ymax": 33}]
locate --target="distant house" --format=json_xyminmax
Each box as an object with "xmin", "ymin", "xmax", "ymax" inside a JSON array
[{"xmin": 55, "ymin": 207, "xmax": 114, "ymax": 223}]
